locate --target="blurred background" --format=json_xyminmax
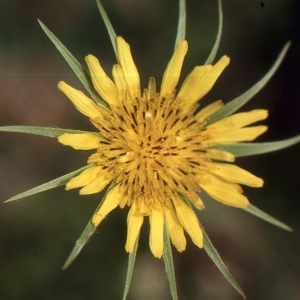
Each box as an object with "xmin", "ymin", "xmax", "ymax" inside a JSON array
[{"xmin": 0, "ymin": 0, "xmax": 299, "ymax": 299}]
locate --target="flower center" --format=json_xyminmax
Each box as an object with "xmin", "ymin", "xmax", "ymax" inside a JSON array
[{"xmin": 92, "ymin": 89, "xmax": 211, "ymax": 212}]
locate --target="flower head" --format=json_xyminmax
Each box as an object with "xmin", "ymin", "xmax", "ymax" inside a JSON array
[{"xmin": 58, "ymin": 36, "xmax": 266, "ymax": 258}]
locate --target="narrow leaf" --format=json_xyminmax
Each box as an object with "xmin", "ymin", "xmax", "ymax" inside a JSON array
[
  {"xmin": 122, "ymin": 238, "xmax": 139, "ymax": 300},
  {"xmin": 205, "ymin": 0, "xmax": 223, "ymax": 65},
  {"xmin": 211, "ymin": 135, "xmax": 300, "ymax": 157},
  {"xmin": 62, "ymin": 181, "xmax": 116, "ymax": 269},
  {"xmin": 38, "ymin": 20, "xmax": 109, "ymax": 108},
  {"xmin": 244, "ymin": 204, "xmax": 293, "ymax": 231},
  {"xmin": 175, "ymin": 0, "xmax": 186, "ymax": 49},
  {"xmin": 163, "ymin": 219, "xmax": 178, "ymax": 300},
  {"xmin": 96, "ymin": 0, "xmax": 118, "ymax": 60},
  {"xmin": 201, "ymin": 224, "xmax": 246, "ymax": 299},
  {"xmin": 206, "ymin": 41, "xmax": 291, "ymax": 125},
  {"xmin": 4, "ymin": 164, "xmax": 95, "ymax": 203},
  {"xmin": 0, "ymin": 125, "xmax": 102, "ymax": 139}
]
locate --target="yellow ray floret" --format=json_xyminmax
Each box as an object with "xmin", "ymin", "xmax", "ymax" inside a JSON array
[
  {"xmin": 66, "ymin": 166, "xmax": 102, "ymax": 190},
  {"xmin": 58, "ymin": 81, "xmax": 103, "ymax": 118},
  {"xmin": 177, "ymin": 55, "xmax": 230, "ymax": 107},
  {"xmin": 117, "ymin": 37, "xmax": 140, "ymax": 97},
  {"xmin": 149, "ymin": 208, "xmax": 164, "ymax": 258},
  {"xmin": 85, "ymin": 55, "xmax": 119, "ymax": 106},
  {"xmin": 165, "ymin": 206, "xmax": 186, "ymax": 252},
  {"xmin": 125, "ymin": 201, "xmax": 144, "ymax": 253},
  {"xmin": 58, "ymin": 133, "xmax": 102, "ymax": 150},
  {"xmin": 91, "ymin": 185, "xmax": 122, "ymax": 226},
  {"xmin": 173, "ymin": 197, "xmax": 203, "ymax": 248},
  {"xmin": 160, "ymin": 40, "xmax": 188, "ymax": 98}
]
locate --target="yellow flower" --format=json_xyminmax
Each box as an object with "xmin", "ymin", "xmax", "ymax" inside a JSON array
[{"xmin": 57, "ymin": 36, "xmax": 266, "ymax": 258}]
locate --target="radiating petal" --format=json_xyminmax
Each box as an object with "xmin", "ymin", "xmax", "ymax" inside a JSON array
[
  {"xmin": 79, "ymin": 175, "xmax": 110, "ymax": 195},
  {"xmin": 165, "ymin": 206, "xmax": 186, "ymax": 252},
  {"xmin": 148, "ymin": 77, "xmax": 156, "ymax": 99},
  {"xmin": 195, "ymin": 100, "xmax": 224, "ymax": 122},
  {"xmin": 117, "ymin": 36, "xmax": 140, "ymax": 97},
  {"xmin": 112, "ymin": 64, "xmax": 127, "ymax": 99},
  {"xmin": 58, "ymin": 133, "xmax": 102, "ymax": 150},
  {"xmin": 85, "ymin": 55, "xmax": 119, "ymax": 105},
  {"xmin": 177, "ymin": 55, "xmax": 230, "ymax": 106},
  {"xmin": 205, "ymin": 149, "xmax": 235, "ymax": 162},
  {"xmin": 200, "ymin": 174, "xmax": 249, "ymax": 208},
  {"xmin": 160, "ymin": 40, "xmax": 188, "ymax": 98},
  {"xmin": 87, "ymin": 153, "xmax": 101, "ymax": 163},
  {"xmin": 125, "ymin": 201, "xmax": 144, "ymax": 253},
  {"xmin": 149, "ymin": 208, "xmax": 164, "ymax": 258},
  {"xmin": 210, "ymin": 126, "xmax": 268, "ymax": 143},
  {"xmin": 173, "ymin": 197, "xmax": 203, "ymax": 248},
  {"xmin": 91, "ymin": 185, "xmax": 122, "ymax": 226},
  {"xmin": 208, "ymin": 109, "xmax": 268, "ymax": 129},
  {"xmin": 192, "ymin": 194, "xmax": 205, "ymax": 210},
  {"xmin": 66, "ymin": 166, "xmax": 102, "ymax": 190},
  {"xmin": 207, "ymin": 162, "xmax": 263, "ymax": 187},
  {"xmin": 58, "ymin": 81, "xmax": 102, "ymax": 118}
]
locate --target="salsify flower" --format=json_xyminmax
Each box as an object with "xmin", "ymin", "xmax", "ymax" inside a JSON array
[
  {"xmin": 1, "ymin": 0, "xmax": 299, "ymax": 299},
  {"xmin": 57, "ymin": 37, "xmax": 267, "ymax": 258}
]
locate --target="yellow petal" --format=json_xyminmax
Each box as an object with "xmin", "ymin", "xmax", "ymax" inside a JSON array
[
  {"xmin": 66, "ymin": 166, "xmax": 102, "ymax": 190},
  {"xmin": 149, "ymin": 208, "xmax": 164, "ymax": 258},
  {"xmin": 200, "ymin": 174, "xmax": 249, "ymax": 208},
  {"xmin": 165, "ymin": 206, "xmax": 186, "ymax": 252},
  {"xmin": 192, "ymin": 194, "xmax": 205, "ymax": 210},
  {"xmin": 205, "ymin": 149, "xmax": 235, "ymax": 162},
  {"xmin": 125, "ymin": 201, "xmax": 144, "ymax": 253},
  {"xmin": 148, "ymin": 77, "xmax": 156, "ymax": 99},
  {"xmin": 173, "ymin": 197, "xmax": 203, "ymax": 248},
  {"xmin": 58, "ymin": 133, "xmax": 102, "ymax": 150},
  {"xmin": 91, "ymin": 185, "xmax": 122, "ymax": 226},
  {"xmin": 117, "ymin": 36, "xmax": 140, "ymax": 97},
  {"xmin": 195, "ymin": 100, "xmax": 224, "ymax": 122},
  {"xmin": 209, "ymin": 126, "xmax": 268, "ymax": 143},
  {"xmin": 112, "ymin": 64, "xmax": 127, "ymax": 99},
  {"xmin": 58, "ymin": 81, "xmax": 102, "ymax": 118},
  {"xmin": 160, "ymin": 40, "xmax": 188, "ymax": 98},
  {"xmin": 87, "ymin": 153, "xmax": 101, "ymax": 163},
  {"xmin": 177, "ymin": 55, "xmax": 230, "ymax": 106},
  {"xmin": 209, "ymin": 109, "xmax": 268, "ymax": 129},
  {"xmin": 208, "ymin": 162, "xmax": 264, "ymax": 187},
  {"xmin": 79, "ymin": 175, "xmax": 110, "ymax": 195},
  {"xmin": 85, "ymin": 55, "xmax": 119, "ymax": 106}
]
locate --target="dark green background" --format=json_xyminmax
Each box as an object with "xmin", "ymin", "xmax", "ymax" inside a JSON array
[{"xmin": 0, "ymin": 0, "xmax": 299, "ymax": 299}]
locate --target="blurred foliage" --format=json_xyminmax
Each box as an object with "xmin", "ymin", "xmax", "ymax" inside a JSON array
[{"xmin": 0, "ymin": 0, "xmax": 299, "ymax": 299}]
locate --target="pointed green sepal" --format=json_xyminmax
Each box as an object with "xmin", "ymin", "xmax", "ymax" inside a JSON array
[
  {"xmin": 175, "ymin": 0, "xmax": 186, "ymax": 49},
  {"xmin": 206, "ymin": 41, "xmax": 291, "ymax": 125},
  {"xmin": 201, "ymin": 224, "xmax": 246, "ymax": 299},
  {"xmin": 38, "ymin": 19, "xmax": 109, "ymax": 108},
  {"xmin": 62, "ymin": 180, "xmax": 116, "ymax": 269},
  {"xmin": 4, "ymin": 164, "xmax": 95, "ymax": 203},
  {"xmin": 122, "ymin": 238, "xmax": 139, "ymax": 300},
  {"xmin": 0, "ymin": 125, "xmax": 103, "ymax": 139},
  {"xmin": 205, "ymin": 0, "xmax": 223, "ymax": 65},
  {"xmin": 163, "ymin": 219, "xmax": 178, "ymax": 300},
  {"xmin": 244, "ymin": 204, "xmax": 293, "ymax": 232},
  {"xmin": 211, "ymin": 134, "xmax": 300, "ymax": 157},
  {"xmin": 62, "ymin": 221, "xmax": 97, "ymax": 270},
  {"xmin": 96, "ymin": 0, "xmax": 118, "ymax": 61}
]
